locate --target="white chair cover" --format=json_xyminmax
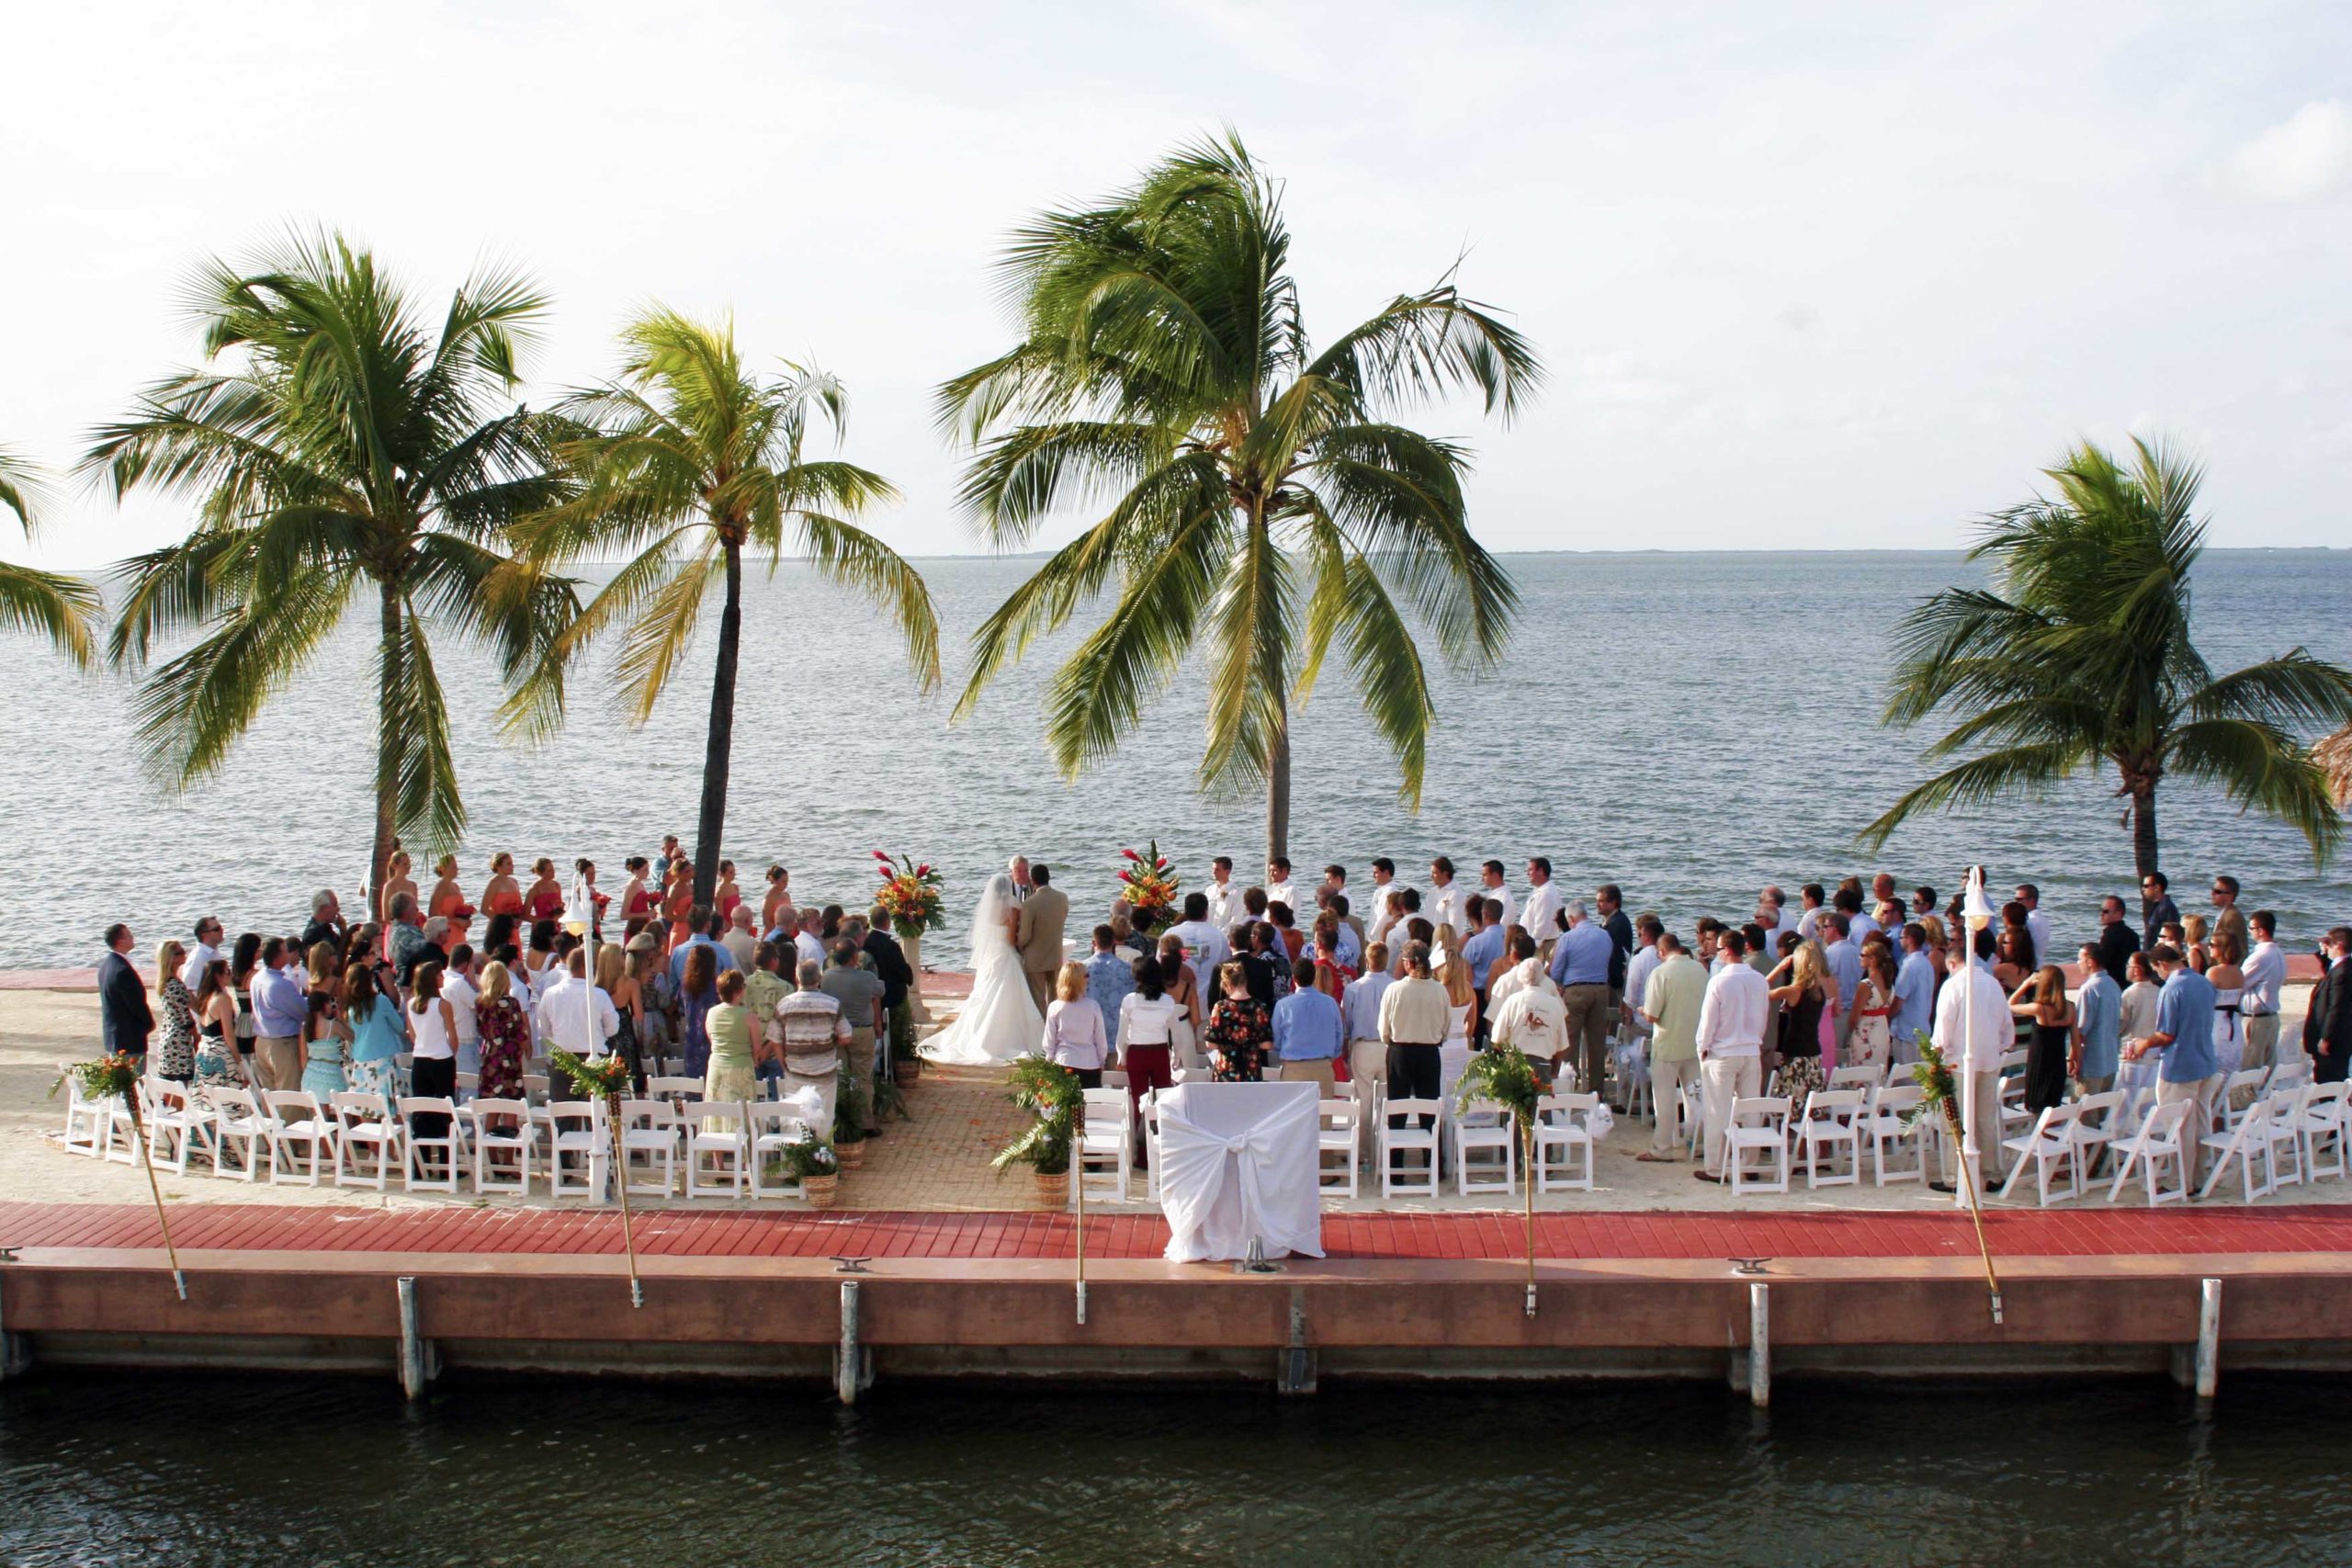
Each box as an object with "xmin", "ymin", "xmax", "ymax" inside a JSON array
[{"xmin": 1155, "ymin": 1082, "xmax": 1325, "ymax": 1263}]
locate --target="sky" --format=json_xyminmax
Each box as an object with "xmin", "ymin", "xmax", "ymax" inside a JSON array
[{"xmin": 6, "ymin": 0, "xmax": 2351, "ymax": 568}]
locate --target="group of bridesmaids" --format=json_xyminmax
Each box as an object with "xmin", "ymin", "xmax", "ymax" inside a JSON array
[{"xmin": 372, "ymin": 840, "xmax": 789, "ymax": 955}]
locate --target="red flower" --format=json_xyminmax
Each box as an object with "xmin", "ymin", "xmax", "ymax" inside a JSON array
[
  {"xmin": 1122, "ymin": 848, "xmax": 1141, "ymax": 861},
  {"xmin": 916, "ymin": 863, "xmax": 930, "ymax": 875},
  {"xmin": 873, "ymin": 850, "xmax": 891, "ymax": 861}
]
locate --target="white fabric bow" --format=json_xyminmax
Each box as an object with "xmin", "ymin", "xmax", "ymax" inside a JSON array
[{"xmin": 1154, "ymin": 1084, "xmax": 1326, "ymax": 1263}]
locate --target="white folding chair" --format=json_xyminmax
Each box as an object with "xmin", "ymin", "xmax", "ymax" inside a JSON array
[
  {"xmin": 1140, "ymin": 1089, "xmax": 1167, "ymax": 1202},
  {"xmin": 1317, "ymin": 1097, "xmax": 1361, "ymax": 1198},
  {"xmin": 1997, "ymin": 1101, "xmax": 2084, "ymax": 1206},
  {"xmin": 1722, "ymin": 1096, "xmax": 1792, "ymax": 1195},
  {"xmin": 331, "ymin": 1091, "xmax": 403, "ymax": 1190},
  {"xmin": 391, "ymin": 1051, "xmax": 415, "ymax": 1098},
  {"xmin": 1379, "ymin": 1095, "xmax": 1442, "ymax": 1198},
  {"xmin": 1866, "ymin": 1083, "xmax": 1930, "ymax": 1186},
  {"xmin": 1682, "ymin": 1077, "xmax": 1708, "ymax": 1158},
  {"xmin": 1826, "ymin": 1064, "xmax": 1884, "ymax": 1094},
  {"xmin": 2221, "ymin": 1067, "xmax": 2271, "ymax": 1130},
  {"xmin": 2300, "ymin": 1079, "xmax": 2350, "ymax": 1182},
  {"xmin": 2067, "ymin": 1090, "xmax": 2125, "ymax": 1185},
  {"xmin": 1532, "ymin": 1091, "xmax": 1597, "ymax": 1192},
  {"xmin": 468, "ymin": 1098, "xmax": 535, "ymax": 1195},
  {"xmin": 454, "ymin": 1070, "xmax": 480, "ymax": 1102},
  {"xmin": 522, "ymin": 1073, "xmax": 551, "ymax": 1105},
  {"xmin": 206, "ymin": 1087, "xmax": 270, "ymax": 1180},
  {"xmin": 2108, "ymin": 1099, "xmax": 2192, "ymax": 1206},
  {"xmin": 1077, "ymin": 1089, "xmax": 1132, "ymax": 1205},
  {"xmin": 399, "ymin": 1096, "xmax": 462, "ymax": 1192},
  {"xmin": 685, "ymin": 1100, "xmax": 750, "ymax": 1199},
  {"xmin": 1796, "ymin": 1088, "xmax": 1867, "ymax": 1189},
  {"xmin": 1995, "ymin": 1055, "xmax": 2030, "ymax": 1142},
  {"xmin": 142, "ymin": 1080, "xmax": 214, "ymax": 1177},
  {"xmin": 546, "ymin": 1099, "xmax": 609, "ymax": 1199},
  {"xmin": 60, "ymin": 1066, "xmax": 113, "ymax": 1157},
  {"xmin": 746, "ymin": 1102, "xmax": 811, "ymax": 1200},
  {"xmin": 620, "ymin": 1099, "xmax": 685, "ymax": 1197},
  {"xmin": 262, "ymin": 1090, "xmax": 337, "ymax": 1185},
  {"xmin": 2256, "ymin": 1086, "xmax": 2311, "ymax": 1194},
  {"xmin": 1453, "ymin": 1096, "xmax": 1518, "ymax": 1196},
  {"xmin": 2199, "ymin": 1101, "xmax": 2272, "ymax": 1203}
]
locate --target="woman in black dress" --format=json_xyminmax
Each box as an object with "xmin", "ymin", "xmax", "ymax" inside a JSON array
[{"xmin": 2007, "ymin": 964, "xmax": 2074, "ymax": 1113}]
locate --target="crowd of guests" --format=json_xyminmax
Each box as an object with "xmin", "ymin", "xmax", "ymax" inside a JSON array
[
  {"xmin": 93, "ymin": 840, "xmax": 915, "ymax": 1145},
  {"xmin": 1019, "ymin": 856, "xmax": 2352, "ymax": 1190}
]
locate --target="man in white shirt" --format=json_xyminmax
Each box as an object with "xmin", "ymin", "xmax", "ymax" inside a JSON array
[
  {"xmin": 1794, "ymin": 885, "xmax": 1827, "ymax": 944},
  {"xmin": 793, "ymin": 908, "xmax": 826, "ymax": 974},
  {"xmin": 1520, "ymin": 858, "xmax": 1565, "ymax": 959},
  {"xmin": 179, "ymin": 916, "xmax": 223, "ymax": 990},
  {"xmin": 442, "ymin": 944, "xmax": 481, "ymax": 1068},
  {"xmin": 536, "ymin": 948, "xmax": 620, "ymax": 1058},
  {"xmin": 1364, "ymin": 858, "xmax": 1400, "ymax": 937},
  {"xmin": 2242, "ymin": 909, "xmax": 2289, "ymax": 1069},
  {"xmin": 1204, "ymin": 856, "xmax": 1239, "ymax": 930},
  {"xmin": 1620, "ymin": 914, "xmax": 1664, "ymax": 1044},
  {"xmin": 1693, "ymin": 930, "xmax": 1769, "ymax": 1181},
  {"xmin": 1167, "ymin": 893, "xmax": 1231, "ymax": 997},
  {"xmin": 1476, "ymin": 860, "xmax": 1518, "ymax": 933},
  {"xmin": 2014, "ymin": 883, "xmax": 2052, "ymax": 966},
  {"xmin": 1427, "ymin": 856, "xmax": 1467, "ymax": 937},
  {"xmin": 1930, "ymin": 932, "xmax": 2017, "ymax": 1189},
  {"xmin": 1262, "ymin": 857, "xmax": 1298, "ymax": 919},
  {"xmin": 1490, "ymin": 961, "xmax": 1572, "ymax": 1079},
  {"xmin": 1752, "ymin": 886, "xmax": 1789, "ymax": 953}
]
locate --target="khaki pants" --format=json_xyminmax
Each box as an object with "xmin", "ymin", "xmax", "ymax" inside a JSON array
[
  {"xmin": 1348, "ymin": 1038, "xmax": 1386, "ymax": 1131},
  {"xmin": 1649, "ymin": 1055, "xmax": 1699, "ymax": 1156},
  {"xmin": 1563, "ymin": 984, "xmax": 1611, "ymax": 1101},
  {"xmin": 1699, "ymin": 1055, "xmax": 1761, "ymax": 1175},
  {"xmin": 2158, "ymin": 1074, "xmax": 2222, "ymax": 1190},
  {"xmin": 1024, "ymin": 968, "xmax": 1056, "ymax": 1017},
  {"xmin": 1281, "ymin": 1059, "xmax": 1337, "ymax": 1088},
  {"xmin": 2245, "ymin": 1013, "xmax": 2280, "ymax": 1072},
  {"xmin": 1941, "ymin": 1069, "xmax": 2007, "ymax": 1186},
  {"xmin": 254, "ymin": 1035, "xmax": 301, "ymax": 1092}
]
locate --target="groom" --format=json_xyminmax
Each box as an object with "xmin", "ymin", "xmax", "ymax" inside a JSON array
[{"xmin": 1016, "ymin": 862, "xmax": 1069, "ymax": 1015}]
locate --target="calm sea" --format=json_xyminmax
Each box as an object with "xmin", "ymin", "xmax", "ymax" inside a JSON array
[{"xmin": 3, "ymin": 551, "xmax": 2346, "ymax": 971}]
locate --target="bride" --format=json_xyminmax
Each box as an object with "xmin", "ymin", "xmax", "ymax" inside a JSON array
[{"xmin": 921, "ymin": 872, "xmax": 1044, "ymax": 1066}]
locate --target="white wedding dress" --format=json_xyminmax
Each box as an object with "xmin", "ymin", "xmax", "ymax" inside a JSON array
[{"xmin": 921, "ymin": 873, "xmax": 1045, "ymax": 1066}]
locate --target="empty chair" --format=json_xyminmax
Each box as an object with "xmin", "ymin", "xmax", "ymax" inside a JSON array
[
  {"xmin": 521, "ymin": 1073, "xmax": 551, "ymax": 1105},
  {"xmin": 454, "ymin": 1070, "xmax": 480, "ymax": 1102},
  {"xmin": 2255, "ymin": 1086, "xmax": 2311, "ymax": 1194},
  {"xmin": 206, "ymin": 1087, "xmax": 270, "ymax": 1180},
  {"xmin": 1796, "ymin": 1089, "xmax": 1868, "ymax": 1189},
  {"xmin": 2066, "ymin": 1089, "xmax": 2125, "ymax": 1182},
  {"xmin": 2220, "ymin": 1066, "xmax": 2272, "ymax": 1130},
  {"xmin": 1453, "ymin": 1097, "xmax": 1518, "ymax": 1197},
  {"xmin": 2108, "ymin": 1099, "xmax": 2193, "ymax": 1207},
  {"xmin": 1866, "ymin": 1083, "xmax": 1931, "ymax": 1186},
  {"xmin": 1996, "ymin": 1101, "xmax": 2085, "ymax": 1207},
  {"xmin": 142, "ymin": 1080, "xmax": 215, "ymax": 1178},
  {"xmin": 685, "ymin": 1100, "xmax": 750, "ymax": 1199},
  {"xmin": 1317, "ymin": 1097, "xmax": 1362, "ymax": 1199},
  {"xmin": 1077, "ymin": 1089, "xmax": 1133, "ymax": 1205},
  {"xmin": 262, "ymin": 1090, "xmax": 337, "ymax": 1185},
  {"xmin": 2268, "ymin": 1059, "xmax": 2312, "ymax": 1094},
  {"xmin": 619, "ymin": 1099, "xmax": 685, "ymax": 1197},
  {"xmin": 60, "ymin": 1066, "xmax": 114, "ymax": 1158},
  {"xmin": 1721, "ymin": 1097, "xmax": 1792, "ymax": 1195},
  {"xmin": 1379, "ymin": 1096, "xmax": 1443, "ymax": 1199},
  {"xmin": 2301, "ymin": 1080, "xmax": 2350, "ymax": 1182},
  {"xmin": 2198, "ymin": 1101, "xmax": 2272, "ymax": 1203},
  {"xmin": 1681, "ymin": 1078, "xmax": 1708, "ymax": 1158},
  {"xmin": 468, "ymin": 1097, "xmax": 535, "ymax": 1195},
  {"xmin": 545, "ymin": 1100, "xmax": 609, "ymax": 1199},
  {"xmin": 1532, "ymin": 1092, "xmax": 1598, "ymax": 1192},
  {"xmin": 745, "ymin": 1103, "xmax": 811, "ymax": 1200},
  {"xmin": 330, "ymin": 1091, "xmax": 404, "ymax": 1190},
  {"xmin": 646, "ymin": 1076, "xmax": 705, "ymax": 1113},
  {"xmin": 1826, "ymin": 1064, "xmax": 1884, "ymax": 1093}
]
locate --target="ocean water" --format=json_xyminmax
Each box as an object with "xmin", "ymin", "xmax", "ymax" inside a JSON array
[{"xmin": 2, "ymin": 550, "xmax": 2346, "ymax": 971}]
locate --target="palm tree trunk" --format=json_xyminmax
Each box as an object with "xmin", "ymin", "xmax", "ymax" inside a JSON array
[
  {"xmin": 692, "ymin": 538, "xmax": 744, "ymax": 910},
  {"xmin": 368, "ymin": 579, "xmax": 402, "ymax": 910},
  {"xmin": 1264, "ymin": 684, "xmax": 1291, "ymax": 869},
  {"xmin": 2131, "ymin": 779, "xmax": 2160, "ymax": 886}
]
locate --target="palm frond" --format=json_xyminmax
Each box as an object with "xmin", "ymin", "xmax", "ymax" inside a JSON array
[
  {"xmin": 0, "ymin": 561, "xmax": 102, "ymax": 667},
  {"xmin": 2165, "ymin": 717, "xmax": 2346, "ymax": 868},
  {"xmin": 1858, "ymin": 742, "xmax": 2088, "ymax": 851},
  {"xmin": 129, "ymin": 566, "xmax": 351, "ymax": 788}
]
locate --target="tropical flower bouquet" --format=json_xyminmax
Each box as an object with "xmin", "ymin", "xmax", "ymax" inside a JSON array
[
  {"xmin": 549, "ymin": 1048, "xmax": 633, "ymax": 1100},
  {"xmin": 54, "ymin": 1051, "xmax": 143, "ymax": 1104},
  {"xmin": 873, "ymin": 851, "xmax": 945, "ymax": 936},
  {"xmin": 1115, "ymin": 840, "xmax": 1181, "ymax": 935},
  {"xmin": 994, "ymin": 1055, "xmax": 1080, "ymax": 1203}
]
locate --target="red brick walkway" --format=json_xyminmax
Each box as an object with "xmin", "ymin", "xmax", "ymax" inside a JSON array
[{"xmin": 6, "ymin": 1201, "xmax": 2352, "ymax": 1262}]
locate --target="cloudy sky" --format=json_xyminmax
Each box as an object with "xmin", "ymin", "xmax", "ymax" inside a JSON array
[{"xmin": 6, "ymin": 1, "xmax": 2349, "ymax": 566}]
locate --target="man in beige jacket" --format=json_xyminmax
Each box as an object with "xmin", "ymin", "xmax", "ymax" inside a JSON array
[{"xmin": 1016, "ymin": 863, "xmax": 1069, "ymax": 1016}]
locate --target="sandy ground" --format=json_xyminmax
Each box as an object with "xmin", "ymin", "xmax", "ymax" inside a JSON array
[{"xmin": 4, "ymin": 985, "xmax": 2337, "ymax": 1218}]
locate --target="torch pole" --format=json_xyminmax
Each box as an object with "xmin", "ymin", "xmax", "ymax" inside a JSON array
[{"xmin": 124, "ymin": 1089, "xmax": 187, "ymax": 1301}]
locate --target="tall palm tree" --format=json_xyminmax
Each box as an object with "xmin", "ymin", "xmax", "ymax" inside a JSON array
[
  {"xmin": 938, "ymin": 134, "xmax": 1542, "ymax": 862},
  {"xmin": 1863, "ymin": 438, "xmax": 2352, "ymax": 880},
  {"xmin": 86, "ymin": 233, "xmax": 579, "ymax": 898},
  {"xmin": 506, "ymin": 308, "xmax": 939, "ymax": 908},
  {"xmin": 0, "ymin": 447, "xmax": 101, "ymax": 666}
]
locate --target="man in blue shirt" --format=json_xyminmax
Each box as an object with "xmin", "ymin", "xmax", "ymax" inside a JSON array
[
  {"xmin": 2143, "ymin": 944, "xmax": 2220, "ymax": 1189},
  {"xmin": 2072, "ymin": 941, "xmax": 2123, "ymax": 1173},
  {"xmin": 1461, "ymin": 898, "xmax": 1508, "ymax": 1042},
  {"xmin": 1547, "ymin": 900, "xmax": 1615, "ymax": 1098},
  {"xmin": 1271, "ymin": 958, "xmax": 1343, "ymax": 1084},
  {"xmin": 1084, "ymin": 924, "xmax": 1136, "ymax": 1021},
  {"xmin": 668, "ymin": 907, "xmax": 741, "ymax": 987},
  {"xmin": 251, "ymin": 937, "xmax": 310, "ymax": 1091},
  {"xmin": 1820, "ymin": 913, "xmax": 1863, "ymax": 1055},
  {"xmin": 1890, "ymin": 923, "xmax": 1937, "ymax": 1062}
]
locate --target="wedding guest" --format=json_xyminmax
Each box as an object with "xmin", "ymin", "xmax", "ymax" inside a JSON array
[
  {"xmin": 1478, "ymin": 860, "xmax": 1518, "ymax": 931},
  {"xmin": 152, "ymin": 941, "xmax": 196, "ymax": 1081},
  {"xmin": 2242, "ymin": 911, "xmax": 2287, "ymax": 1070},
  {"xmin": 380, "ymin": 851, "xmax": 419, "ymax": 927},
  {"xmin": 179, "ymin": 916, "xmax": 223, "ymax": 990},
  {"xmin": 702, "ymin": 970, "xmax": 759, "ymax": 1112},
  {"xmin": 1693, "ymin": 929, "xmax": 1768, "ymax": 1183},
  {"xmin": 2140, "ymin": 871, "xmax": 2180, "ymax": 951},
  {"xmin": 775, "ymin": 962, "xmax": 851, "ymax": 1132},
  {"xmin": 1168, "ymin": 892, "xmax": 1230, "ymax": 995},
  {"xmin": 2207, "ymin": 930, "xmax": 2250, "ymax": 1085},
  {"xmin": 1489, "ymin": 951, "xmax": 1571, "ymax": 1083},
  {"xmin": 820, "ymin": 942, "xmax": 888, "ymax": 1122},
  {"xmin": 679, "ymin": 943, "xmax": 720, "ymax": 1077},
  {"xmin": 1521, "ymin": 858, "xmax": 1563, "ymax": 958},
  {"xmin": 1311, "ymin": 921, "xmax": 1355, "ymax": 1001},
  {"xmin": 713, "ymin": 861, "xmax": 743, "ymax": 924},
  {"xmin": 1379, "ymin": 942, "xmax": 1450, "ymax": 1133},
  {"xmin": 1240, "ymin": 920, "xmax": 1287, "ymax": 1003},
  {"xmin": 2305, "ymin": 927, "xmax": 2352, "ymax": 1084},
  {"xmin": 337, "ymin": 961, "xmax": 404, "ymax": 1105},
  {"xmin": 407, "ymin": 961, "xmax": 459, "ymax": 1134},
  {"xmin": 1272, "ymin": 957, "xmax": 1342, "ymax": 1085},
  {"xmin": 228, "ymin": 930, "xmax": 261, "ymax": 1071},
  {"xmin": 302, "ymin": 889, "xmax": 349, "ymax": 951},
  {"xmin": 1793, "ymin": 884, "xmax": 1828, "ymax": 943},
  {"xmin": 2072, "ymin": 942, "xmax": 2121, "ymax": 1156},
  {"xmin": 2138, "ymin": 944, "xmax": 2221, "ymax": 1185},
  {"xmin": 299, "ymin": 991, "xmax": 347, "ymax": 1100},
  {"xmin": 1547, "ymin": 900, "xmax": 1614, "ymax": 1097},
  {"xmin": 1849, "ymin": 945, "xmax": 1896, "ymax": 1070},
  {"xmin": 2120, "ymin": 951, "xmax": 2162, "ymax": 1051},
  {"xmin": 1141, "ymin": 933, "xmax": 1194, "ymax": 1067},
  {"xmin": 1753, "ymin": 886, "xmax": 1791, "ymax": 953},
  {"xmin": 1203, "ymin": 959, "xmax": 1272, "ymax": 1083},
  {"xmin": 1426, "ymin": 856, "xmax": 1466, "ymax": 936},
  {"xmin": 1487, "ymin": 930, "xmax": 1544, "ymax": 1015},
  {"xmin": 632, "ymin": 931, "xmax": 679, "ymax": 1077},
  {"xmin": 2209, "ymin": 874, "xmax": 2249, "ymax": 961},
  {"xmin": 2181, "ymin": 915, "xmax": 2211, "ymax": 974},
  {"xmin": 670, "ymin": 906, "xmax": 741, "ymax": 987},
  {"xmin": 1821, "ymin": 914, "xmax": 1862, "ymax": 1056},
  {"xmin": 192, "ymin": 956, "xmax": 243, "ymax": 1088},
  {"xmin": 1638, "ymin": 932, "xmax": 1707, "ymax": 1159},
  {"xmin": 593, "ymin": 939, "xmax": 648, "ymax": 1091},
  {"xmin": 1263, "ymin": 858, "xmax": 1297, "ymax": 919},
  {"xmin": 472, "ymin": 961, "xmax": 530, "ymax": 1101},
  {"xmin": 436, "ymin": 944, "xmax": 478, "ymax": 1078},
  {"xmin": 741, "ymin": 941, "xmax": 790, "ymax": 1096},
  {"xmin": 2008, "ymin": 964, "xmax": 2073, "ymax": 1113},
  {"xmin": 1596, "ymin": 885, "xmax": 1634, "ymax": 1010},
  {"xmin": 1043, "ymin": 962, "xmax": 1109, "ymax": 1089},
  {"xmin": 251, "ymin": 937, "xmax": 308, "ymax": 1091},
  {"xmin": 1620, "ymin": 914, "xmax": 1665, "ymax": 1052},
  {"xmin": 1764, "ymin": 936, "xmax": 1828, "ymax": 1111},
  {"xmin": 1344, "ymin": 942, "xmax": 1394, "ymax": 1125},
  {"xmin": 1932, "ymin": 932, "xmax": 2017, "ymax": 1188},
  {"xmin": 96, "ymin": 923, "xmax": 152, "ymax": 1066},
  {"xmin": 1364, "ymin": 857, "xmax": 1400, "ymax": 937},
  {"xmin": 722, "ymin": 905, "xmax": 759, "ymax": 971},
  {"xmin": 1461, "ymin": 897, "xmax": 1508, "ymax": 1034},
  {"xmin": 1116, "ymin": 955, "xmax": 1181, "ymax": 1132},
  {"xmin": 1270, "ymin": 900, "xmax": 1304, "ymax": 962},
  {"xmin": 1204, "ymin": 856, "xmax": 1239, "ymax": 930}
]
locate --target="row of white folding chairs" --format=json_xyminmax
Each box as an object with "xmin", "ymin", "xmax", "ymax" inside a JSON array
[
  {"xmin": 1679, "ymin": 1077, "xmax": 1938, "ymax": 1191},
  {"xmin": 1374, "ymin": 1090, "xmax": 1604, "ymax": 1201}
]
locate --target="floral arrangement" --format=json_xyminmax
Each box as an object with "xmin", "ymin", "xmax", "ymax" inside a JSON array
[
  {"xmin": 992, "ymin": 1055, "xmax": 1080, "ymax": 1177},
  {"xmin": 550, "ymin": 1048, "xmax": 634, "ymax": 1099},
  {"xmin": 1903, "ymin": 1034, "xmax": 1962, "ymax": 1137},
  {"xmin": 872, "ymin": 850, "xmax": 945, "ymax": 935},
  {"xmin": 52, "ymin": 1052, "xmax": 142, "ymax": 1103},
  {"xmin": 1114, "ymin": 840, "xmax": 1181, "ymax": 933},
  {"xmin": 1454, "ymin": 1043, "xmax": 1542, "ymax": 1132},
  {"xmin": 778, "ymin": 1127, "xmax": 840, "ymax": 1180}
]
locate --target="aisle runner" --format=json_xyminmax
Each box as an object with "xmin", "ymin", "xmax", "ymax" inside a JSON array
[{"xmin": 5, "ymin": 1201, "xmax": 2351, "ymax": 1262}]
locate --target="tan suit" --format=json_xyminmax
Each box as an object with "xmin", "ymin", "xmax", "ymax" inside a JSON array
[{"xmin": 1016, "ymin": 886, "xmax": 1069, "ymax": 1016}]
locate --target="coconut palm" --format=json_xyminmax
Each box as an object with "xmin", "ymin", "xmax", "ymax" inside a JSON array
[
  {"xmin": 0, "ymin": 447, "xmax": 101, "ymax": 666},
  {"xmin": 85, "ymin": 233, "xmax": 579, "ymax": 896},
  {"xmin": 1862, "ymin": 438, "xmax": 2352, "ymax": 878},
  {"xmin": 506, "ymin": 308, "xmax": 938, "ymax": 908},
  {"xmin": 938, "ymin": 134, "xmax": 1541, "ymax": 862}
]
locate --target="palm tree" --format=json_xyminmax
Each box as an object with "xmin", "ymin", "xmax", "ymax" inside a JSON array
[
  {"xmin": 0, "ymin": 447, "xmax": 101, "ymax": 666},
  {"xmin": 1863, "ymin": 437, "xmax": 2352, "ymax": 880},
  {"xmin": 506, "ymin": 308, "xmax": 939, "ymax": 908},
  {"xmin": 86, "ymin": 233, "xmax": 579, "ymax": 898},
  {"xmin": 938, "ymin": 134, "xmax": 1542, "ymax": 862}
]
